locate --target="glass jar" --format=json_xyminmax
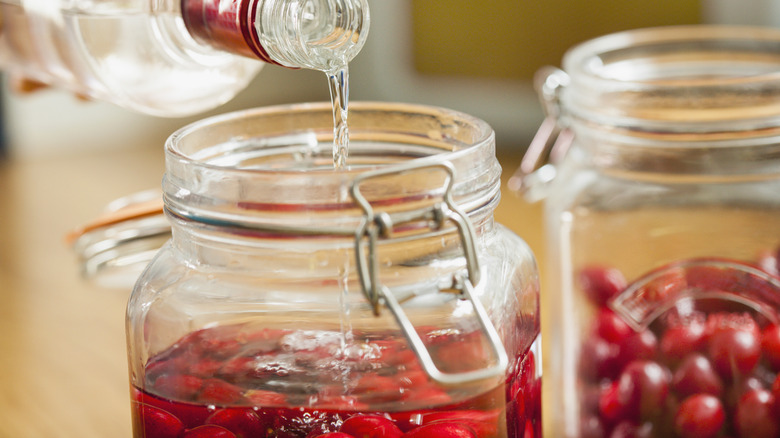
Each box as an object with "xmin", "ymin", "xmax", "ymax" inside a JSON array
[
  {"xmin": 513, "ymin": 25, "xmax": 780, "ymax": 438},
  {"xmin": 126, "ymin": 102, "xmax": 541, "ymax": 438}
]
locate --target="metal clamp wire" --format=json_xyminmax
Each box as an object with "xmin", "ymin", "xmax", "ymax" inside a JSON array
[{"xmin": 351, "ymin": 160, "xmax": 507, "ymax": 386}]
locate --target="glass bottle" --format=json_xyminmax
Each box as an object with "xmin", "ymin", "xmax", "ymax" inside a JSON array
[
  {"xmin": 0, "ymin": 0, "xmax": 368, "ymax": 116},
  {"xmin": 125, "ymin": 102, "xmax": 542, "ymax": 437},
  {"xmin": 513, "ymin": 25, "xmax": 780, "ymax": 438}
]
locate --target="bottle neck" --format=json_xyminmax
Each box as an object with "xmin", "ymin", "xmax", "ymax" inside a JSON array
[{"xmin": 180, "ymin": 0, "xmax": 369, "ymax": 70}]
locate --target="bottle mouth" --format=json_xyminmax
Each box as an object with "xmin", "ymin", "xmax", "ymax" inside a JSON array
[
  {"xmin": 163, "ymin": 101, "xmax": 499, "ymax": 234},
  {"xmin": 256, "ymin": 0, "xmax": 370, "ymax": 70},
  {"xmin": 560, "ymin": 25, "xmax": 780, "ymax": 133}
]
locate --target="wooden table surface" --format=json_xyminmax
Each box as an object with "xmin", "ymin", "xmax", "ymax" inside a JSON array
[{"xmin": 0, "ymin": 146, "xmax": 544, "ymax": 437}]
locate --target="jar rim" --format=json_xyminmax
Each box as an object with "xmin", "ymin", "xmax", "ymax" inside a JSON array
[
  {"xmin": 564, "ymin": 25, "xmax": 780, "ymax": 83},
  {"xmin": 164, "ymin": 101, "xmax": 500, "ymax": 235},
  {"xmin": 559, "ymin": 24, "xmax": 780, "ymax": 130}
]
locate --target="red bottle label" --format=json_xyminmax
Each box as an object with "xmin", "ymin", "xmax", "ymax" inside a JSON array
[{"xmin": 181, "ymin": 0, "xmax": 280, "ymax": 64}]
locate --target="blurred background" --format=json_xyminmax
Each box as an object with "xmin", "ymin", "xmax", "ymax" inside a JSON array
[
  {"xmin": 2, "ymin": 0, "xmax": 780, "ymax": 159},
  {"xmin": 1, "ymin": 3, "xmax": 779, "ymax": 436}
]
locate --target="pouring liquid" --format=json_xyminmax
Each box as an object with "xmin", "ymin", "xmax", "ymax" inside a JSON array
[{"xmin": 328, "ymin": 66, "xmax": 350, "ymax": 169}]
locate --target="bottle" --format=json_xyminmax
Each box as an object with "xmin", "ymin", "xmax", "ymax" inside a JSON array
[
  {"xmin": 513, "ymin": 25, "xmax": 780, "ymax": 438},
  {"xmin": 121, "ymin": 101, "xmax": 542, "ymax": 437},
  {"xmin": 0, "ymin": 0, "xmax": 369, "ymax": 116}
]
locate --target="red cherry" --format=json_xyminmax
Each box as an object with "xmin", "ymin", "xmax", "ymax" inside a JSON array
[
  {"xmin": 198, "ymin": 379, "xmax": 245, "ymax": 405},
  {"xmin": 383, "ymin": 348, "xmax": 418, "ymax": 368},
  {"xmin": 400, "ymin": 387, "xmax": 452, "ymax": 407},
  {"xmin": 671, "ymin": 353, "xmax": 724, "ymax": 398},
  {"xmin": 352, "ymin": 374, "xmax": 403, "ymax": 403},
  {"xmin": 416, "ymin": 410, "xmax": 500, "ymax": 437},
  {"xmin": 190, "ymin": 358, "xmax": 223, "ymax": 377},
  {"xmin": 395, "ymin": 369, "xmax": 428, "ymax": 387},
  {"xmin": 673, "ymin": 394, "xmax": 725, "ymax": 438},
  {"xmin": 762, "ymin": 324, "xmax": 780, "ymax": 371},
  {"xmin": 579, "ymin": 336, "xmax": 621, "ymax": 382},
  {"xmin": 133, "ymin": 387, "xmax": 212, "ymax": 429},
  {"xmin": 615, "ymin": 329, "xmax": 658, "ymax": 369},
  {"xmin": 725, "ymin": 375, "xmax": 765, "ymax": 413},
  {"xmin": 615, "ymin": 360, "xmax": 671, "ymax": 422},
  {"xmin": 153, "ymin": 374, "xmax": 205, "ymax": 401},
  {"xmin": 146, "ymin": 356, "xmax": 189, "ymax": 384},
  {"xmin": 133, "ymin": 402, "xmax": 185, "ymax": 438},
  {"xmin": 206, "ymin": 409, "xmax": 265, "ymax": 438},
  {"xmin": 734, "ymin": 388, "xmax": 779, "ymax": 438},
  {"xmin": 598, "ymin": 380, "xmax": 629, "ymax": 424},
  {"xmin": 593, "ymin": 309, "xmax": 634, "ymax": 344},
  {"xmin": 218, "ymin": 356, "xmax": 256, "ymax": 379},
  {"xmin": 401, "ymin": 422, "xmax": 476, "ymax": 438},
  {"xmin": 312, "ymin": 434, "xmax": 355, "ymax": 438},
  {"xmin": 183, "ymin": 425, "xmax": 237, "ymax": 438},
  {"xmin": 340, "ymin": 415, "xmax": 402, "ymax": 438},
  {"xmin": 579, "ymin": 266, "xmax": 627, "ymax": 307},
  {"xmin": 659, "ymin": 313, "xmax": 707, "ymax": 365},
  {"xmin": 244, "ymin": 389, "xmax": 287, "ymax": 406},
  {"xmin": 708, "ymin": 326, "xmax": 761, "ymax": 381}
]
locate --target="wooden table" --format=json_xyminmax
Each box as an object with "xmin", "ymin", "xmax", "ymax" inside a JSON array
[{"xmin": 0, "ymin": 146, "xmax": 543, "ymax": 437}]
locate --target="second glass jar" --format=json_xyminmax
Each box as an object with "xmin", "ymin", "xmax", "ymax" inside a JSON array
[{"xmin": 516, "ymin": 25, "xmax": 780, "ymax": 438}]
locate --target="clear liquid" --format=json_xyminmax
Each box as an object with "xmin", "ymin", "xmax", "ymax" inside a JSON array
[
  {"xmin": 327, "ymin": 66, "xmax": 350, "ymax": 169},
  {"xmin": 0, "ymin": 3, "xmax": 259, "ymax": 115}
]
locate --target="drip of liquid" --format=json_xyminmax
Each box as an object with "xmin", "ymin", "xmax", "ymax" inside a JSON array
[
  {"xmin": 328, "ymin": 66, "xmax": 350, "ymax": 169},
  {"xmin": 335, "ymin": 258, "xmax": 356, "ymax": 390}
]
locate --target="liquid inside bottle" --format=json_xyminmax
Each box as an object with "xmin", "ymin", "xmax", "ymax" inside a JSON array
[{"xmin": 0, "ymin": 0, "xmax": 369, "ymax": 117}]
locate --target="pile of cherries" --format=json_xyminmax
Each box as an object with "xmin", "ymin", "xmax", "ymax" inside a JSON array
[
  {"xmin": 578, "ymin": 248, "xmax": 780, "ymax": 438},
  {"xmin": 132, "ymin": 323, "xmax": 540, "ymax": 438}
]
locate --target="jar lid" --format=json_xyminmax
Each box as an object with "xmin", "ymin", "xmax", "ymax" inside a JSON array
[{"xmin": 68, "ymin": 190, "xmax": 169, "ymax": 290}]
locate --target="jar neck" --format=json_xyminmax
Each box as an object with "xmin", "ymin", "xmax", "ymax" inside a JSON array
[
  {"xmin": 569, "ymin": 121, "xmax": 780, "ymax": 182},
  {"xmin": 549, "ymin": 25, "xmax": 780, "ymax": 181},
  {"xmin": 560, "ymin": 26, "xmax": 780, "ymax": 133},
  {"xmin": 167, "ymin": 204, "xmax": 497, "ymax": 272},
  {"xmin": 163, "ymin": 102, "xmax": 501, "ymax": 262},
  {"xmin": 180, "ymin": 0, "xmax": 369, "ymax": 70}
]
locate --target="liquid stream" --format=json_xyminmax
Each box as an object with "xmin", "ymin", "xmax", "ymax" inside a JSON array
[{"xmin": 328, "ymin": 66, "xmax": 350, "ymax": 169}]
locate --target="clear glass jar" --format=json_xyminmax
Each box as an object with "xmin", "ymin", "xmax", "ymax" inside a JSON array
[
  {"xmin": 0, "ymin": 0, "xmax": 368, "ymax": 116},
  {"xmin": 513, "ymin": 25, "xmax": 780, "ymax": 438},
  {"xmin": 126, "ymin": 102, "xmax": 541, "ymax": 437}
]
